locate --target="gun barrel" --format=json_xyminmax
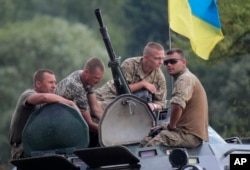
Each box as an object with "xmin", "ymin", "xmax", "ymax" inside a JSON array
[
  {"xmin": 95, "ymin": 9, "xmax": 116, "ymax": 62},
  {"xmin": 95, "ymin": 9, "xmax": 104, "ymax": 27},
  {"xmin": 95, "ymin": 9, "xmax": 131, "ymax": 95}
]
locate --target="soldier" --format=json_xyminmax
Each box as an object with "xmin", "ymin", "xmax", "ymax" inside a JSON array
[
  {"xmin": 55, "ymin": 57, "xmax": 105, "ymax": 147},
  {"xmin": 141, "ymin": 48, "xmax": 208, "ymax": 148},
  {"xmin": 9, "ymin": 69, "xmax": 78, "ymax": 159},
  {"xmin": 95, "ymin": 42, "xmax": 167, "ymax": 111}
]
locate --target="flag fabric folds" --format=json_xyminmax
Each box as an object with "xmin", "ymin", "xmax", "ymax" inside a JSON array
[{"xmin": 168, "ymin": 0, "xmax": 224, "ymax": 60}]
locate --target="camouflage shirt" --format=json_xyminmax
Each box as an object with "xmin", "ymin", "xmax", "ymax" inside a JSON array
[
  {"xmin": 95, "ymin": 57, "xmax": 167, "ymax": 108},
  {"xmin": 55, "ymin": 70, "xmax": 88, "ymax": 111}
]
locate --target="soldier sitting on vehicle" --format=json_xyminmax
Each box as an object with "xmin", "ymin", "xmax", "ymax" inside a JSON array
[
  {"xmin": 141, "ymin": 48, "xmax": 209, "ymax": 148},
  {"xmin": 9, "ymin": 69, "xmax": 78, "ymax": 159},
  {"xmin": 55, "ymin": 57, "xmax": 105, "ymax": 147}
]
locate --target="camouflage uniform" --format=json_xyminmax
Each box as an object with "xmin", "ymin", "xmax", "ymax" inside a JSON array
[
  {"xmin": 95, "ymin": 57, "xmax": 167, "ymax": 109},
  {"xmin": 141, "ymin": 68, "xmax": 208, "ymax": 148},
  {"xmin": 9, "ymin": 89, "xmax": 41, "ymax": 159},
  {"xmin": 55, "ymin": 70, "xmax": 89, "ymax": 111}
]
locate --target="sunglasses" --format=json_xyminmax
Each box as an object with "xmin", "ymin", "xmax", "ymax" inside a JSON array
[{"xmin": 164, "ymin": 59, "xmax": 181, "ymax": 65}]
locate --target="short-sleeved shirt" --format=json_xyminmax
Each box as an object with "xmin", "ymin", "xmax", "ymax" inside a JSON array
[
  {"xmin": 55, "ymin": 70, "xmax": 88, "ymax": 111},
  {"xmin": 95, "ymin": 57, "xmax": 167, "ymax": 108},
  {"xmin": 170, "ymin": 68, "xmax": 208, "ymax": 141},
  {"xmin": 9, "ymin": 89, "xmax": 41, "ymax": 145}
]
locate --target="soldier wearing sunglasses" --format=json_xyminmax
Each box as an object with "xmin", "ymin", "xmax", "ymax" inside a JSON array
[{"xmin": 141, "ymin": 48, "xmax": 208, "ymax": 148}]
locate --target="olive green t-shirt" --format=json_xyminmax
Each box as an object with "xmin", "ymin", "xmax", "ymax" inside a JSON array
[
  {"xmin": 9, "ymin": 89, "xmax": 41, "ymax": 145},
  {"xmin": 170, "ymin": 68, "xmax": 209, "ymax": 141}
]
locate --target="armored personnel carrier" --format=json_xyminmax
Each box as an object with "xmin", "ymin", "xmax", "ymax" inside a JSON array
[{"xmin": 10, "ymin": 95, "xmax": 250, "ymax": 170}]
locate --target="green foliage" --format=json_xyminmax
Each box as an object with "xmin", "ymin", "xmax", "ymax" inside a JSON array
[
  {"xmin": 0, "ymin": 0, "xmax": 129, "ymax": 59},
  {"xmin": 208, "ymin": 55, "xmax": 250, "ymax": 137},
  {"xmin": 0, "ymin": 0, "xmax": 15, "ymax": 26},
  {"xmin": 0, "ymin": 109, "xmax": 12, "ymax": 164},
  {"xmin": 0, "ymin": 15, "xmax": 111, "ymax": 80},
  {"xmin": 123, "ymin": 0, "xmax": 169, "ymax": 56},
  {"xmin": 214, "ymin": 0, "xmax": 250, "ymax": 60}
]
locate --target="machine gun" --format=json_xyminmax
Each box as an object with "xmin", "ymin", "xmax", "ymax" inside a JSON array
[{"xmin": 95, "ymin": 9, "xmax": 131, "ymax": 95}]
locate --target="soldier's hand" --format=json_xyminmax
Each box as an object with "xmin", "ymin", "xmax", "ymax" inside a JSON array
[
  {"xmin": 148, "ymin": 126, "xmax": 163, "ymax": 137},
  {"xmin": 143, "ymin": 81, "xmax": 156, "ymax": 94}
]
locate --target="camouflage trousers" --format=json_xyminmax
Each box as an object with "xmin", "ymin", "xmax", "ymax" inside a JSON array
[{"xmin": 140, "ymin": 129, "xmax": 202, "ymax": 148}]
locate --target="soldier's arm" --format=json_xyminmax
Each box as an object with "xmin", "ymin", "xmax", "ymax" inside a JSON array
[
  {"xmin": 27, "ymin": 93, "xmax": 79, "ymax": 111},
  {"xmin": 129, "ymin": 80, "xmax": 156, "ymax": 94},
  {"xmin": 80, "ymin": 110, "xmax": 98, "ymax": 133},
  {"xmin": 169, "ymin": 103, "xmax": 183, "ymax": 129},
  {"xmin": 87, "ymin": 93, "xmax": 103, "ymax": 120}
]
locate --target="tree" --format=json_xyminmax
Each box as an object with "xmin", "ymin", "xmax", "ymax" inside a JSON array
[
  {"xmin": 0, "ymin": 0, "xmax": 15, "ymax": 27},
  {"xmin": 0, "ymin": 0, "xmax": 129, "ymax": 59},
  {"xmin": 123, "ymin": 0, "xmax": 169, "ymax": 56},
  {"xmin": 207, "ymin": 55, "xmax": 250, "ymax": 137}
]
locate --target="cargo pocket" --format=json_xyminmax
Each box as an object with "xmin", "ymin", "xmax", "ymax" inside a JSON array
[{"xmin": 159, "ymin": 130, "xmax": 182, "ymax": 146}]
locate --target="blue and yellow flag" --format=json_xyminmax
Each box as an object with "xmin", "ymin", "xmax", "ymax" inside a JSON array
[{"xmin": 168, "ymin": 0, "xmax": 224, "ymax": 60}]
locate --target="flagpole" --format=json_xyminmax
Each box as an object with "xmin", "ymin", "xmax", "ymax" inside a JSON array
[
  {"xmin": 167, "ymin": 19, "xmax": 174, "ymax": 102},
  {"xmin": 168, "ymin": 24, "xmax": 172, "ymax": 50}
]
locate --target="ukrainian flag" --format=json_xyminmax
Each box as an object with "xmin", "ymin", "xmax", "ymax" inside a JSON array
[{"xmin": 168, "ymin": 0, "xmax": 224, "ymax": 60}]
